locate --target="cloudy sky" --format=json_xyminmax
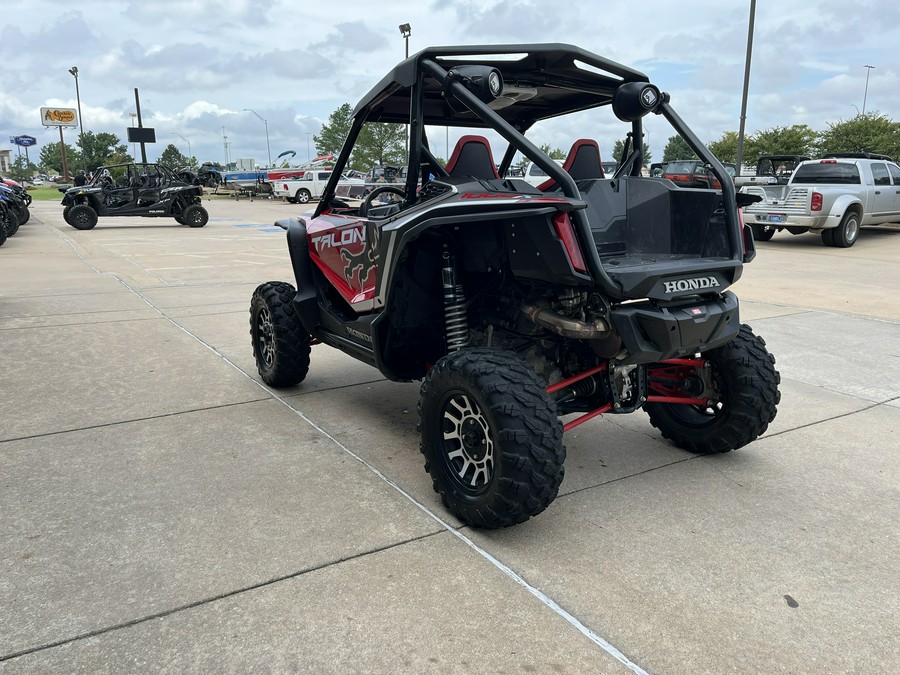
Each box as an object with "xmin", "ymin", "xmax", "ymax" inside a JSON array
[{"xmin": 1, "ymin": 0, "xmax": 898, "ymax": 170}]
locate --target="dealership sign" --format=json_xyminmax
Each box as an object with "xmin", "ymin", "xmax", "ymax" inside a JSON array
[
  {"xmin": 9, "ymin": 135, "xmax": 37, "ymax": 147},
  {"xmin": 41, "ymin": 107, "xmax": 79, "ymax": 127}
]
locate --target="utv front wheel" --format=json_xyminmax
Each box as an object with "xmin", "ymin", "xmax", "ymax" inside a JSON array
[
  {"xmin": 418, "ymin": 348, "xmax": 565, "ymax": 529},
  {"xmin": 645, "ymin": 324, "xmax": 780, "ymax": 453},
  {"xmin": 250, "ymin": 282, "xmax": 311, "ymax": 387},
  {"xmin": 68, "ymin": 204, "xmax": 98, "ymax": 230},
  {"xmin": 182, "ymin": 204, "xmax": 209, "ymax": 228}
]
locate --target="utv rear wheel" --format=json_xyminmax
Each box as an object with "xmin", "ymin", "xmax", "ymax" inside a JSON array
[
  {"xmin": 182, "ymin": 204, "xmax": 208, "ymax": 228},
  {"xmin": 250, "ymin": 281, "xmax": 311, "ymax": 387},
  {"xmin": 645, "ymin": 324, "xmax": 780, "ymax": 453},
  {"xmin": 418, "ymin": 348, "xmax": 565, "ymax": 529},
  {"xmin": 0, "ymin": 216, "xmax": 7, "ymax": 247},
  {"xmin": 68, "ymin": 204, "xmax": 98, "ymax": 230}
]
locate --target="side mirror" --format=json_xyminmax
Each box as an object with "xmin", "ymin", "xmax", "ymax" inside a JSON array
[{"xmin": 612, "ymin": 82, "xmax": 662, "ymax": 121}]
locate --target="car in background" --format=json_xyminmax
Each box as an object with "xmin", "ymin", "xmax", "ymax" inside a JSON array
[{"xmin": 663, "ymin": 160, "xmax": 736, "ymax": 189}]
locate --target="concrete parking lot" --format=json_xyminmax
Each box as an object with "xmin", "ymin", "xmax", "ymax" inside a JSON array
[{"xmin": 1, "ymin": 197, "xmax": 898, "ymax": 673}]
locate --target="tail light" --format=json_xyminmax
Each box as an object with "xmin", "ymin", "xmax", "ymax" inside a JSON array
[
  {"xmin": 282, "ymin": 183, "xmax": 289, "ymax": 190},
  {"xmin": 552, "ymin": 212, "xmax": 587, "ymax": 273},
  {"xmin": 811, "ymin": 191, "xmax": 823, "ymax": 212}
]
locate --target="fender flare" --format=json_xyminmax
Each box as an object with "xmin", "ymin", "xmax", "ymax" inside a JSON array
[
  {"xmin": 828, "ymin": 194, "xmax": 863, "ymax": 226},
  {"xmin": 282, "ymin": 218, "xmax": 322, "ymax": 337}
]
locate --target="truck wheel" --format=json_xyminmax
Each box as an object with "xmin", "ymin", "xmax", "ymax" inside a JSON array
[
  {"xmin": 250, "ymin": 281, "xmax": 311, "ymax": 387},
  {"xmin": 418, "ymin": 348, "xmax": 565, "ymax": 529},
  {"xmin": 828, "ymin": 210, "xmax": 860, "ymax": 248},
  {"xmin": 295, "ymin": 188, "xmax": 312, "ymax": 204},
  {"xmin": 68, "ymin": 204, "xmax": 98, "ymax": 230},
  {"xmin": 182, "ymin": 204, "xmax": 209, "ymax": 228},
  {"xmin": 645, "ymin": 324, "xmax": 780, "ymax": 453},
  {"xmin": 751, "ymin": 224, "xmax": 775, "ymax": 241}
]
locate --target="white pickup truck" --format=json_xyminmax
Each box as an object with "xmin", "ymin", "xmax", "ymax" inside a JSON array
[
  {"xmin": 740, "ymin": 154, "xmax": 900, "ymax": 247},
  {"xmin": 271, "ymin": 170, "xmax": 365, "ymax": 204}
]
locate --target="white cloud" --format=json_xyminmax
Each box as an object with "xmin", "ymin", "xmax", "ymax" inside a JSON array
[{"xmin": 1, "ymin": 0, "xmax": 898, "ymax": 164}]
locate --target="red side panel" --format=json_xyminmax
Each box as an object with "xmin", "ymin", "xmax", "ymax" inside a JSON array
[{"xmin": 306, "ymin": 213, "xmax": 377, "ymax": 306}]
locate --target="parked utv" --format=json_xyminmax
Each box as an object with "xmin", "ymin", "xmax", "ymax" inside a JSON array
[
  {"xmin": 60, "ymin": 162, "xmax": 208, "ymax": 230},
  {"xmin": 250, "ymin": 44, "xmax": 780, "ymax": 528}
]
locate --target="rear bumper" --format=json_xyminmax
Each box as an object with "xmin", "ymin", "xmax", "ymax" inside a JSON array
[
  {"xmin": 610, "ymin": 292, "xmax": 740, "ymax": 364},
  {"xmin": 748, "ymin": 212, "xmax": 840, "ymax": 230}
]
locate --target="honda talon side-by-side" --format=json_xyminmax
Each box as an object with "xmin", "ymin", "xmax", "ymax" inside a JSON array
[
  {"xmin": 60, "ymin": 162, "xmax": 208, "ymax": 230},
  {"xmin": 250, "ymin": 44, "xmax": 781, "ymax": 528}
]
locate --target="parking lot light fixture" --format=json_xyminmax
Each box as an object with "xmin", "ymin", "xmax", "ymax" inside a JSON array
[
  {"xmin": 244, "ymin": 108, "xmax": 272, "ymax": 168},
  {"xmin": 862, "ymin": 65, "xmax": 875, "ymax": 114},
  {"xmin": 69, "ymin": 66, "xmax": 87, "ymax": 173},
  {"xmin": 399, "ymin": 23, "xmax": 411, "ymax": 59},
  {"xmin": 174, "ymin": 133, "xmax": 191, "ymax": 162}
]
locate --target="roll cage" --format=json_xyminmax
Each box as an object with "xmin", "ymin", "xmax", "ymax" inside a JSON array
[{"xmin": 314, "ymin": 43, "xmax": 743, "ymax": 299}]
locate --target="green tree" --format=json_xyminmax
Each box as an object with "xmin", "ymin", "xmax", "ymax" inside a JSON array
[
  {"xmin": 8, "ymin": 155, "xmax": 38, "ymax": 182},
  {"xmin": 662, "ymin": 135, "xmax": 697, "ymax": 162},
  {"xmin": 539, "ymin": 143, "xmax": 567, "ymax": 160},
  {"xmin": 315, "ymin": 103, "xmax": 354, "ymax": 156},
  {"xmin": 157, "ymin": 143, "xmax": 190, "ymax": 169},
  {"xmin": 39, "ymin": 140, "xmax": 81, "ymax": 176},
  {"xmin": 744, "ymin": 124, "xmax": 818, "ymax": 161},
  {"xmin": 78, "ymin": 131, "xmax": 129, "ymax": 173},
  {"xmin": 351, "ymin": 122, "xmax": 407, "ymax": 171},
  {"xmin": 707, "ymin": 131, "xmax": 739, "ymax": 163},
  {"xmin": 817, "ymin": 113, "xmax": 900, "ymax": 158},
  {"xmin": 611, "ymin": 139, "xmax": 652, "ymax": 166}
]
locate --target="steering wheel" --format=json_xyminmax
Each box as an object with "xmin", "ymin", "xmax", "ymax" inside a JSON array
[
  {"xmin": 98, "ymin": 174, "xmax": 114, "ymax": 188},
  {"xmin": 360, "ymin": 185, "xmax": 405, "ymax": 217}
]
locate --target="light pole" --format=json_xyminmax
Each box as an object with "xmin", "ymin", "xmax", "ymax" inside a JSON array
[
  {"xmin": 68, "ymin": 66, "xmax": 87, "ymax": 173},
  {"xmin": 130, "ymin": 112, "xmax": 137, "ymax": 158},
  {"xmin": 399, "ymin": 24, "xmax": 412, "ymax": 155},
  {"xmin": 862, "ymin": 65, "xmax": 875, "ymax": 114},
  {"xmin": 735, "ymin": 0, "xmax": 756, "ymax": 177},
  {"xmin": 306, "ymin": 132, "xmax": 312, "ymax": 162},
  {"xmin": 243, "ymin": 108, "xmax": 271, "ymax": 168},
  {"xmin": 174, "ymin": 133, "xmax": 191, "ymax": 163},
  {"xmin": 399, "ymin": 23, "xmax": 411, "ymax": 59}
]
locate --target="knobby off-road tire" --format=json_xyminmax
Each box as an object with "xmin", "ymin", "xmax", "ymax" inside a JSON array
[
  {"xmin": 63, "ymin": 206, "xmax": 72, "ymax": 225},
  {"xmin": 0, "ymin": 214, "xmax": 7, "ymax": 247},
  {"xmin": 3, "ymin": 209, "xmax": 19, "ymax": 237},
  {"xmin": 418, "ymin": 348, "xmax": 566, "ymax": 529},
  {"xmin": 68, "ymin": 204, "xmax": 98, "ymax": 230},
  {"xmin": 825, "ymin": 210, "xmax": 860, "ymax": 248},
  {"xmin": 182, "ymin": 204, "xmax": 209, "ymax": 228},
  {"xmin": 646, "ymin": 324, "xmax": 780, "ymax": 453},
  {"xmin": 15, "ymin": 204, "xmax": 29, "ymax": 226},
  {"xmin": 249, "ymin": 282, "xmax": 311, "ymax": 387}
]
